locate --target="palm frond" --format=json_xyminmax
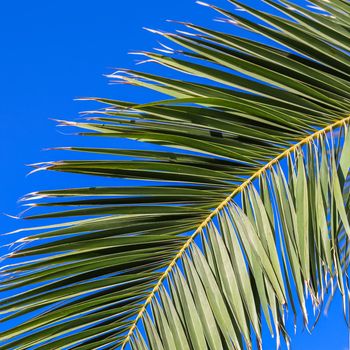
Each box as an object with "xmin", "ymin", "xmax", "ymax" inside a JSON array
[
  {"xmin": 1, "ymin": 0, "xmax": 350, "ymax": 349},
  {"xmin": 126, "ymin": 123, "xmax": 350, "ymax": 350}
]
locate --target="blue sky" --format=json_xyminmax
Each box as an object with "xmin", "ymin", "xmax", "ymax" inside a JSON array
[{"xmin": 0, "ymin": 0, "xmax": 348, "ymax": 349}]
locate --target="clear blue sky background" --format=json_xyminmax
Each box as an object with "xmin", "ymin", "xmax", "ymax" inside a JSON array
[{"xmin": 0, "ymin": 1, "xmax": 348, "ymax": 349}]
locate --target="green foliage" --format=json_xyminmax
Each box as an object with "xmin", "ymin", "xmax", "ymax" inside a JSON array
[{"xmin": 1, "ymin": 0, "xmax": 350, "ymax": 349}]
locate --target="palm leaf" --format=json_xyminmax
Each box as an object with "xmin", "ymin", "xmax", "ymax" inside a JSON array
[{"xmin": 1, "ymin": 0, "xmax": 350, "ymax": 349}]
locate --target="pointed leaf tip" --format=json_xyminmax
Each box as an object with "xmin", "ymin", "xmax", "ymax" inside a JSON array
[{"xmin": 196, "ymin": 1, "xmax": 211, "ymax": 7}]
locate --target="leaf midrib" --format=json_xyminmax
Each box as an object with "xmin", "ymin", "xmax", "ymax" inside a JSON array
[{"xmin": 120, "ymin": 114, "xmax": 350, "ymax": 349}]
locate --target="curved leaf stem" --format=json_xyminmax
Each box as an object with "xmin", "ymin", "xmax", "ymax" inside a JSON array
[{"xmin": 121, "ymin": 114, "xmax": 350, "ymax": 349}]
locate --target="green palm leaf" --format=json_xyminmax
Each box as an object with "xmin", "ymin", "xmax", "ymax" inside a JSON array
[{"xmin": 1, "ymin": 0, "xmax": 350, "ymax": 349}]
